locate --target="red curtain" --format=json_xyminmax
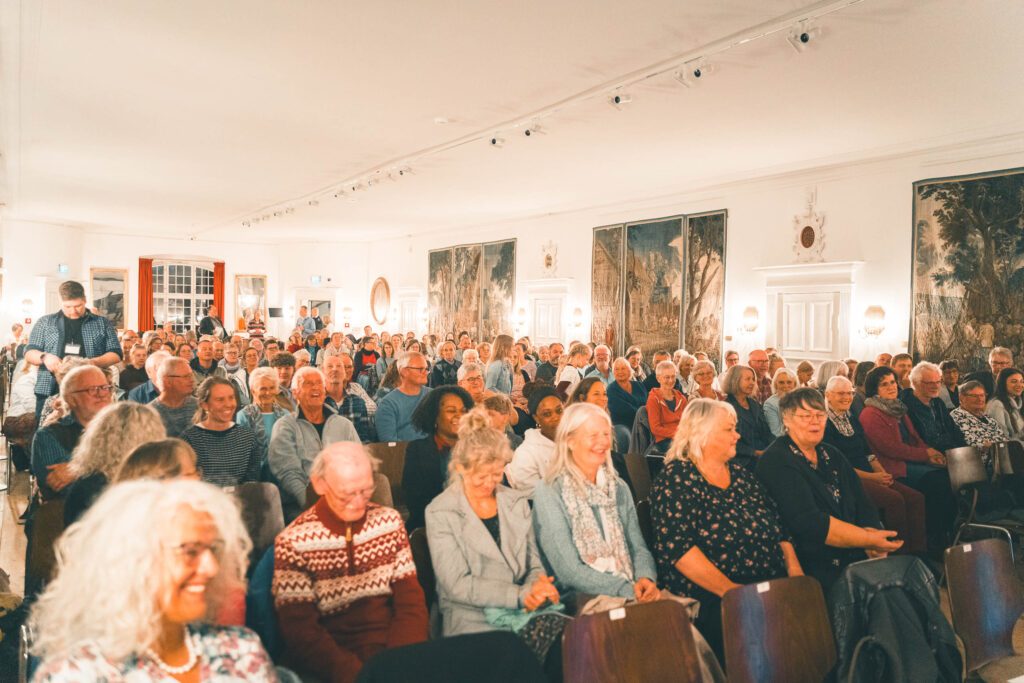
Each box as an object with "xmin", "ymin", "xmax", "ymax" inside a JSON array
[
  {"xmin": 213, "ymin": 261, "xmax": 225, "ymax": 320},
  {"xmin": 138, "ymin": 258, "xmax": 154, "ymax": 332}
]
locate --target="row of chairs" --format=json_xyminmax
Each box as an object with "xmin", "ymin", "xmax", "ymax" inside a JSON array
[{"xmin": 946, "ymin": 440, "xmax": 1024, "ymax": 557}]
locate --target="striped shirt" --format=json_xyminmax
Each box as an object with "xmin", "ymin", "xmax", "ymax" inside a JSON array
[{"xmin": 181, "ymin": 423, "xmax": 262, "ymax": 487}]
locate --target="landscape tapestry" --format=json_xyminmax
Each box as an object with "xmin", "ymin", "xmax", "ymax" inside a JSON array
[
  {"xmin": 683, "ymin": 211, "xmax": 727, "ymax": 363},
  {"xmin": 911, "ymin": 167, "xmax": 1024, "ymax": 372},
  {"xmin": 480, "ymin": 239, "xmax": 516, "ymax": 339},
  {"xmin": 428, "ymin": 240, "xmax": 516, "ymax": 339},
  {"xmin": 591, "ymin": 225, "xmax": 624, "ymax": 352},
  {"xmin": 427, "ymin": 249, "xmax": 454, "ymax": 336},
  {"xmin": 623, "ymin": 217, "xmax": 684, "ymax": 357}
]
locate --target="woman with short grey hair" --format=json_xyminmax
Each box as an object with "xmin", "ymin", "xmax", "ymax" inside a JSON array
[
  {"xmin": 652, "ymin": 398, "xmax": 801, "ymax": 660},
  {"xmin": 236, "ymin": 366, "xmax": 289, "ymax": 477}
]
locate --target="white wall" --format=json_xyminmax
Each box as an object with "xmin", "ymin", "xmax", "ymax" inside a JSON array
[{"xmin": 275, "ymin": 241, "xmax": 371, "ymax": 336}]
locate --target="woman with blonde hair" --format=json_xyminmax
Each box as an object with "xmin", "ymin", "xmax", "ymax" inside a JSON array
[
  {"xmin": 63, "ymin": 401, "xmax": 167, "ymax": 526},
  {"xmin": 30, "ymin": 479, "xmax": 276, "ymax": 680},
  {"xmin": 116, "ymin": 438, "xmax": 201, "ymax": 482},
  {"xmin": 532, "ymin": 403, "xmax": 659, "ymax": 602},
  {"xmin": 484, "ymin": 334, "xmax": 515, "ymax": 395},
  {"xmin": 426, "ymin": 408, "xmax": 565, "ymax": 674},
  {"xmin": 763, "ymin": 367, "xmax": 798, "ymax": 437},
  {"xmin": 651, "ymin": 398, "xmax": 801, "ymax": 660}
]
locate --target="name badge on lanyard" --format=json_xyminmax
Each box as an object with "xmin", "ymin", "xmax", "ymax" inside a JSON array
[{"xmin": 64, "ymin": 342, "xmax": 82, "ymax": 356}]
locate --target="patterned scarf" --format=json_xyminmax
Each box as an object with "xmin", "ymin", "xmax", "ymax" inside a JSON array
[
  {"xmin": 559, "ymin": 467, "xmax": 634, "ymax": 582},
  {"xmin": 826, "ymin": 406, "xmax": 855, "ymax": 437},
  {"xmin": 865, "ymin": 395, "xmax": 907, "ymax": 419}
]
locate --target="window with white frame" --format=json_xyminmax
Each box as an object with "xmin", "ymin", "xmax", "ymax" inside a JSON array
[{"xmin": 152, "ymin": 261, "xmax": 214, "ymax": 332}]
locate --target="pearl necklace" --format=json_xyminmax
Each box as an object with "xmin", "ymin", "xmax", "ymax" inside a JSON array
[{"xmin": 146, "ymin": 628, "xmax": 199, "ymax": 676}]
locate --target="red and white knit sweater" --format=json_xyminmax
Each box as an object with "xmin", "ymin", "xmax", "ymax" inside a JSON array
[{"xmin": 273, "ymin": 499, "xmax": 428, "ymax": 683}]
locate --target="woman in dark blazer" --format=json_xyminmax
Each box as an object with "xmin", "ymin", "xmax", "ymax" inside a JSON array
[
  {"xmin": 755, "ymin": 388, "xmax": 902, "ymax": 590},
  {"xmin": 722, "ymin": 365, "xmax": 772, "ymax": 470},
  {"xmin": 402, "ymin": 385, "xmax": 474, "ymax": 531}
]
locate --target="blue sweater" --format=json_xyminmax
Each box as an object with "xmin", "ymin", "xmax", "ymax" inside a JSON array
[
  {"xmin": 532, "ymin": 475, "xmax": 657, "ymax": 598},
  {"xmin": 375, "ymin": 386, "xmax": 431, "ymax": 442}
]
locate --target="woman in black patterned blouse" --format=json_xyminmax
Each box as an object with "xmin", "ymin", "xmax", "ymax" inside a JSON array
[{"xmin": 650, "ymin": 398, "xmax": 803, "ymax": 662}]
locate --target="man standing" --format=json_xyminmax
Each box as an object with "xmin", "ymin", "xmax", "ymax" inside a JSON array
[
  {"xmin": 295, "ymin": 305, "xmax": 316, "ymax": 338},
  {"xmin": 376, "ymin": 352, "xmax": 432, "ymax": 442},
  {"xmin": 747, "ymin": 349, "xmax": 772, "ymax": 404},
  {"xmin": 191, "ymin": 337, "xmax": 227, "ymax": 392},
  {"xmin": 25, "ymin": 280, "xmax": 121, "ymax": 418},
  {"xmin": 273, "ymin": 442, "xmax": 428, "ymax": 682},
  {"xmin": 324, "ymin": 354, "xmax": 377, "ymax": 443},
  {"xmin": 198, "ymin": 304, "xmax": 228, "ymax": 341},
  {"xmin": 150, "ymin": 357, "xmax": 199, "ymax": 437},
  {"xmin": 311, "ymin": 307, "xmax": 324, "ymax": 332}
]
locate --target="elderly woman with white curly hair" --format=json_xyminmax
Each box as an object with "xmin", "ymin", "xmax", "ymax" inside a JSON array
[
  {"xmin": 29, "ymin": 479, "xmax": 278, "ymax": 681},
  {"xmin": 62, "ymin": 401, "xmax": 167, "ymax": 527},
  {"xmin": 650, "ymin": 398, "xmax": 802, "ymax": 661}
]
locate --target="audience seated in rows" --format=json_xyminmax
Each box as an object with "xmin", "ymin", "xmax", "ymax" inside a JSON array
[
  {"xmin": 646, "ymin": 360, "xmax": 687, "ymax": 455},
  {"xmin": 506, "ymin": 386, "xmax": 563, "ymax": 496},
  {"xmin": 986, "ymin": 366, "xmax": 1024, "ymax": 439},
  {"xmin": 722, "ymin": 365, "xmax": 771, "ymax": 470},
  {"xmin": 182, "ymin": 377, "xmax": 262, "ymax": 489},
  {"xmin": 376, "ymin": 352, "xmax": 432, "ymax": 442},
  {"xmin": 323, "ymin": 353, "xmax": 378, "ymax": 443},
  {"xmin": 150, "ymin": 357, "xmax": 200, "ymax": 438},
  {"xmin": 763, "ymin": 367, "xmax": 797, "ymax": 438}
]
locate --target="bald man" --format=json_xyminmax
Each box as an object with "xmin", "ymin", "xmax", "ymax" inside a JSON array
[{"xmin": 273, "ymin": 442, "xmax": 427, "ymax": 683}]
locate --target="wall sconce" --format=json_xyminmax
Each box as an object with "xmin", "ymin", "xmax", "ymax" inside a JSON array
[
  {"xmin": 572, "ymin": 308, "xmax": 583, "ymax": 329},
  {"xmin": 863, "ymin": 306, "xmax": 886, "ymax": 336},
  {"xmin": 742, "ymin": 306, "xmax": 760, "ymax": 333},
  {"xmin": 515, "ymin": 308, "xmax": 527, "ymax": 330}
]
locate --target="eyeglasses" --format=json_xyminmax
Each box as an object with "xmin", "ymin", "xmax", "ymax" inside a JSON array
[
  {"xmin": 462, "ymin": 376, "xmax": 484, "ymax": 384},
  {"xmin": 790, "ymin": 411, "xmax": 827, "ymax": 423},
  {"xmin": 405, "ymin": 366, "xmax": 428, "ymax": 372},
  {"xmin": 72, "ymin": 384, "xmax": 114, "ymax": 397},
  {"xmin": 960, "ymin": 392, "xmax": 986, "ymax": 401},
  {"xmin": 323, "ymin": 479, "xmax": 376, "ymax": 504},
  {"xmin": 172, "ymin": 540, "xmax": 225, "ymax": 567}
]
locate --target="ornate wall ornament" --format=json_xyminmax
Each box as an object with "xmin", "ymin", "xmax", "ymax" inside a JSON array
[
  {"xmin": 541, "ymin": 241, "xmax": 558, "ymax": 276},
  {"xmin": 793, "ymin": 207, "xmax": 826, "ymax": 262}
]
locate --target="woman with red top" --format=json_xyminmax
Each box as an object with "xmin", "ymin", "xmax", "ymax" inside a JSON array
[
  {"xmin": 859, "ymin": 365, "xmax": 955, "ymax": 555},
  {"xmin": 646, "ymin": 360, "xmax": 687, "ymax": 456}
]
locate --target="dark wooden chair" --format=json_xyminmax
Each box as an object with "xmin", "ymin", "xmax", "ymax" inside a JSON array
[
  {"xmin": 721, "ymin": 576, "xmax": 836, "ymax": 683},
  {"xmin": 232, "ymin": 483, "xmax": 285, "ymax": 561},
  {"xmin": 945, "ymin": 445, "xmax": 1024, "ymax": 555},
  {"xmin": 624, "ymin": 452, "xmax": 651, "ymax": 502},
  {"xmin": 563, "ymin": 599, "xmax": 703, "ymax": 683},
  {"xmin": 366, "ymin": 441, "xmax": 409, "ymax": 511},
  {"xmin": 305, "ymin": 472, "xmax": 393, "ymax": 509},
  {"xmin": 635, "ymin": 499, "xmax": 655, "ymax": 551},
  {"xmin": 26, "ymin": 498, "xmax": 66, "ymax": 592},
  {"xmin": 408, "ymin": 527, "xmax": 436, "ymax": 610},
  {"xmin": 944, "ymin": 539, "xmax": 1024, "ymax": 678}
]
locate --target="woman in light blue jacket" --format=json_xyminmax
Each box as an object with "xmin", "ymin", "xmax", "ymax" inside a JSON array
[
  {"xmin": 426, "ymin": 408, "xmax": 565, "ymax": 671},
  {"xmin": 484, "ymin": 334, "xmax": 514, "ymax": 395},
  {"xmin": 763, "ymin": 367, "xmax": 798, "ymax": 437}
]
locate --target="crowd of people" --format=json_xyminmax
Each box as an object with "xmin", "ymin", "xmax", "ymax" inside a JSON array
[{"xmin": 4, "ymin": 279, "xmax": 1022, "ymax": 681}]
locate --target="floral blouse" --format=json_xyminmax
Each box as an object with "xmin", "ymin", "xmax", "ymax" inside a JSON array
[
  {"xmin": 650, "ymin": 458, "xmax": 788, "ymax": 598},
  {"xmin": 32, "ymin": 624, "xmax": 278, "ymax": 682}
]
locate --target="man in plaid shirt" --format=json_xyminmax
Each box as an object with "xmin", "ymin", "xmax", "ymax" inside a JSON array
[
  {"xmin": 323, "ymin": 354, "xmax": 377, "ymax": 442},
  {"xmin": 25, "ymin": 281, "xmax": 122, "ymax": 417}
]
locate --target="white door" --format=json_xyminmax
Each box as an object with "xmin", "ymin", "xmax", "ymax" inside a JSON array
[
  {"xmin": 778, "ymin": 291, "xmax": 840, "ymax": 363},
  {"xmin": 532, "ymin": 298, "xmax": 563, "ymax": 344},
  {"xmin": 400, "ymin": 300, "xmax": 418, "ymax": 333}
]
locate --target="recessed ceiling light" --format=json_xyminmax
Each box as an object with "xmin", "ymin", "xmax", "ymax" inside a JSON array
[{"xmin": 433, "ymin": 117, "xmax": 452, "ymax": 125}]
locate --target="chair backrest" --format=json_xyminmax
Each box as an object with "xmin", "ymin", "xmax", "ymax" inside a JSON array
[
  {"xmin": 944, "ymin": 539, "xmax": 1024, "ymax": 672},
  {"xmin": 244, "ymin": 546, "xmax": 282, "ymax": 659},
  {"xmin": 408, "ymin": 527, "xmax": 436, "ymax": 609},
  {"xmin": 945, "ymin": 446, "xmax": 988, "ymax": 493},
  {"xmin": 305, "ymin": 472, "xmax": 393, "ymax": 509},
  {"xmin": 1007, "ymin": 439, "xmax": 1024, "ymax": 475},
  {"xmin": 635, "ymin": 499, "xmax": 655, "ymax": 551},
  {"xmin": 563, "ymin": 600, "xmax": 703, "ymax": 683},
  {"xmin": 722, "ymin": 576, "xmax": 836, "ymax": 683},
  {"xmin": 366, "ymin": 441, "xmax": 409, "ymax": 510},
  {"xmin": 629, "ymin": 407, "xmax": 652, "ymax": 456},
  {"xmin": 624, "ymin": 452, "xmax": 652, "ymax": 502},
  {"xmin": 27, "ymin": 498, "xmax": 66, "ymax": 590},
  {"xmin": 233, "ymin": 483, "xmax": 285, "ymax": 560}
]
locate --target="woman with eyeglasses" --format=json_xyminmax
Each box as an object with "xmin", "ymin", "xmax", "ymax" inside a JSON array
[
  {"xmin": 401, "ymin": 385, "xmax": 475, "ymax": 532},
  {"xmin": 426, "ymin": 409, "xmax": 566, "ymax": 677},
  {"xmin": 62, "ymin": 402, "xmax": 167, "ymax": 527},
  {"xmin": 30, "ymin": 479, "xmax": 277, "ymax": 681},
  {"xmin": 756, "ymin": 388, "xmax": 901, "ymax": 589}
]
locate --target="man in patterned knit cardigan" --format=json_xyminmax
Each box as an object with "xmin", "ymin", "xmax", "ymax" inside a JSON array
[{"xmin": 273, "ymin": 442, "xmax": 428, "ymax": 683}]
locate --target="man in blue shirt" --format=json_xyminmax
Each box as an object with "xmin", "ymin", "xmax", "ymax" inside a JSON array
[
  {"xmin": 294, "ymin": 305, "xmax": 316, "ymax": 338},
  {"xmin": 376, "ymin": 352, "xmax": 432, "ymax": 442},
  {"xmin": 25, "ymin": 280, "xmax": 122, "ymax": 418}
]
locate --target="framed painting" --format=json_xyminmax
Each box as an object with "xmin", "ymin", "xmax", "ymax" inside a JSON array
[
  {"xmin": 234, "ymin": 274, "xmax": 267, "ymax": 330},
  {"xmin": 911, "ymin": 167, "xmax": 1024, "ymax": 372},
  {"xmin": 452, "ymin": 244, "xmax": 483, "ymax": 341},
  {"xmin": 480, "ymin": 240, "xmax": 516, "ymax": 339},
  {"xmin": 591, "ymin": 225, "xmax": 624, "ymax": 353},
  {"xmin": 683, "ymin": 211, "xmax": 727, "ymax": 365},
  {"xmin": 428, "ymin": 249, "xmax": 454, "ymax": 336},
  {"xmin": 89, "ymin": 268, "xmax": 127, "ymax": 330},
  {"xmin": 623, "ymin": 217, "xmax": 684, "ymax": 357}
]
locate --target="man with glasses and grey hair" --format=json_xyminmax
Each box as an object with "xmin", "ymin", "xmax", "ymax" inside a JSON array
[
  {"xmin": 375, "ymin": 352, "xmax": 432, "ymax": 442},
  {"xmin": 150, "ymin": 357, "xmax": 198, "ymax": 438},
  {"xmin": 273, "ymin": 441, "xmax": 427, "ymax": 682},
  {"xmin": 964, "ymin": 346, "xmax": 1014, "ymax": 399},
  {"xmin": 901, "ymin": 361, "xmax": 965, "ymax": 453}
]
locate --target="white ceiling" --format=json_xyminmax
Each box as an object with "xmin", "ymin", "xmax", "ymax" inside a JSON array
[{"xmin": 1, "ymin": 0, "xmax": 1023, "ymax": 243}]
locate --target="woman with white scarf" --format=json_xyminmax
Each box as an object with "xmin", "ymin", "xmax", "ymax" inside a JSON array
[{"xmin": 532, "ymin": 403, "xmax": 659, "ymax": 602}]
